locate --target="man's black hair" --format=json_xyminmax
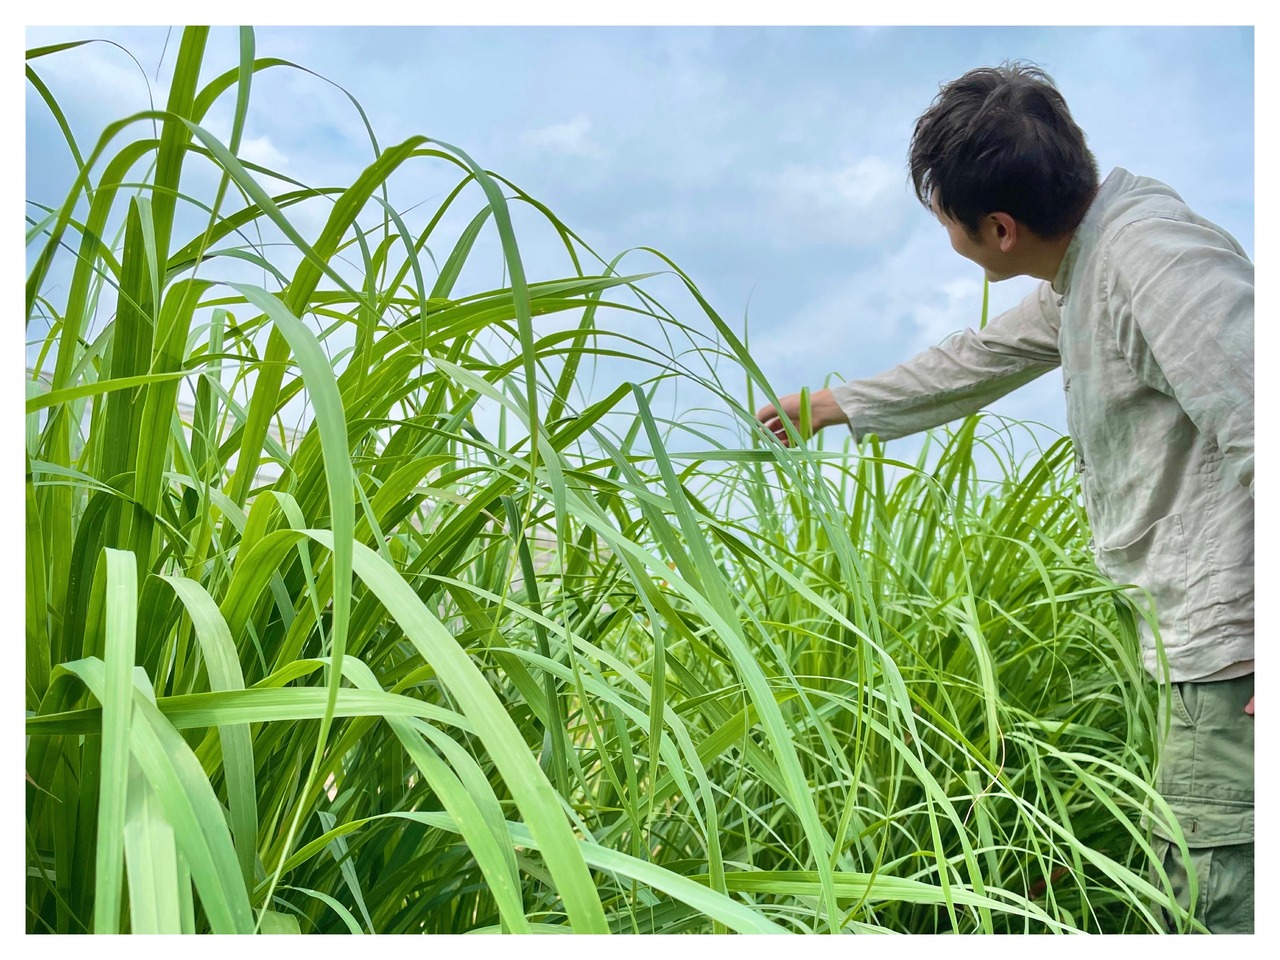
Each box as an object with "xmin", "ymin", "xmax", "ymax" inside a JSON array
[{"xmin": 909, "ymin": 62, "xmax": 1099, "ymax": 239}]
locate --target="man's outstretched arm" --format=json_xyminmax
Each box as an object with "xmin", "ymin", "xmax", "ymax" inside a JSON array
[{"xmin": 757, "ymin": 281, "xmax": 1063, "ymax": 446}]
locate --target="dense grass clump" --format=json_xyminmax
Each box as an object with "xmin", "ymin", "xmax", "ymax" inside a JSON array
[{"xmin": 26, "ymin": 27, "xmax": 1196, "ymax": 934}]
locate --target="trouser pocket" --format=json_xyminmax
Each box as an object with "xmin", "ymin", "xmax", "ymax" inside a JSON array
[
  {"xmin": 1147, "ymin": 674, "xmax": 1254, "ymax": 933},
  {"xmin": 1151, "ymin": 836, "xmax": 1254, "ymax": 934},
  {"xmin": 1154, "ymin": 675, "xmax": 1253, "ymax": 845}
]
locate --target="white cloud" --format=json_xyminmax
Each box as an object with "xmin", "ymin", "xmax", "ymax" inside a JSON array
[
  {"xmin": 762, "ymin": 155, "xmax": 908, "ymax": 246},
  {"xmin": 906, "ymin": 276, "xmax": 986, "ymax": 354},
  {"xmin": 522, "ymin": 117, "xmax": 604, "ymax": 159},
  {"xmin": 237, "ymin": 135, "xmax": 288, "ymax": 171},
  {"xmin": 746, "ymin": 227, "xmax": 963, "ymax": 367}
]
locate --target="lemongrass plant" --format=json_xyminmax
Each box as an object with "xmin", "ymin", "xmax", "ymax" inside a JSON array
[{"xmin": 26, "ymin": 27, "xmax": 1197, "ymax": 934}]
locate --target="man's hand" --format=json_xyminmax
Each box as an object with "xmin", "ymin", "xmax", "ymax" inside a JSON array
[
  {"xmin": 755, "ymin": 388, "xmax": 844, "ymax": 446},
  {"xmin": 1245, "ymin": 695, "xmax": 1254, "ymax": 715}
]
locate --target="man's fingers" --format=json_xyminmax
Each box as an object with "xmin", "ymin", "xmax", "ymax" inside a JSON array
[
  {"xmin": 1245, "ymin": 695, "xmax": 1254, "ymax": 715},
  {"xmin": 756, "ymin": 397, "xmax": 802, "ymax": 446},
  {"xmin": 760, "ymin": 415, "xmax": 791, "ymax": 446}
]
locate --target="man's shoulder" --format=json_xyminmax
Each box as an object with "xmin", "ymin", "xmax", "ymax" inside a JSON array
[
  {"xmin": 1094, "ymin": 168, "xmax": 1195, "ymax": 240},
  {"xmin": 1089, "ymin": 169, "xmax": 1246, "ymax": 272}
]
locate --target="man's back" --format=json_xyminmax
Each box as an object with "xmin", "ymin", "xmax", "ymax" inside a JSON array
[{"xmin": 1054, "ymin": 167, "xmax": 1253, "ymax": 681}]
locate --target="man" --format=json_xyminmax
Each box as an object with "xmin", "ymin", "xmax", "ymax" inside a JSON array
[{"xmin": 755, "ymin": 63, "xmax": 1254, "ymax": 933}]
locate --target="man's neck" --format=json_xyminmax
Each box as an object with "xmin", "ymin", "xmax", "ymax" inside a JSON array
[
  {"xmin": 1022, "ymin": 231, "xmax": 1078, "ymax": 283},
  {"xmin": 1023, "ymin": 188, "xmax": 1098, "ymax": 283}
]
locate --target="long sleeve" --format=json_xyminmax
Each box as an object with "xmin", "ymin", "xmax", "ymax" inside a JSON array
[
  {"xmin": 1106, "ymin": 217, "xmax": 1254, "ymax": 496},
  {"xmin": 829, "ymin": 281, "xmax": 1063, "ymax": 442}
]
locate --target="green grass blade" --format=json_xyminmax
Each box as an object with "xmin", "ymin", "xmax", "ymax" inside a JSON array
[
  {"xmin": 123, "ymin": 757, "xmax": 184, "ymax": 933},
  {"xmin": 92, "ymin": 548, "xmax": 137, "ymax": 933}
]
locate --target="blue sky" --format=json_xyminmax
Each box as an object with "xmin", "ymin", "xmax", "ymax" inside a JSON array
[{"xmin": 25, "ymin": 24, "xmax": 1255, "ymax": 471}]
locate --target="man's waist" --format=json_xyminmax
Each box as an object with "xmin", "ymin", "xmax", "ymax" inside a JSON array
[{"xmin": 1192, "ymin": 660, "xmax": 1254, "ymax": 683}]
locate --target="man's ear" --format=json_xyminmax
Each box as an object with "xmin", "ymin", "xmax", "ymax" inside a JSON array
[{"xmin": 990, "ymin": 212, "xmax": 1019, "ymax": 252}]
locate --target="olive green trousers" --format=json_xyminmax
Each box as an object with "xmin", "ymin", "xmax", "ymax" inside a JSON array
[{"xmin": 1150, "ymin": 672, "xmax": 1254, "ymax": 934}]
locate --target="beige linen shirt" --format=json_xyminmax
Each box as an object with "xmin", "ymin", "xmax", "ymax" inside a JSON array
[{"xmin": 830, "ymin": 168, "xmax": 1254, "ymax": 682}]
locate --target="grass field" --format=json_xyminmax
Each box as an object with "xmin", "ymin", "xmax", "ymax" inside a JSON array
[{"xmin": 25, "ymin": 27, "xmax": 1196, "ymax": 934}]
